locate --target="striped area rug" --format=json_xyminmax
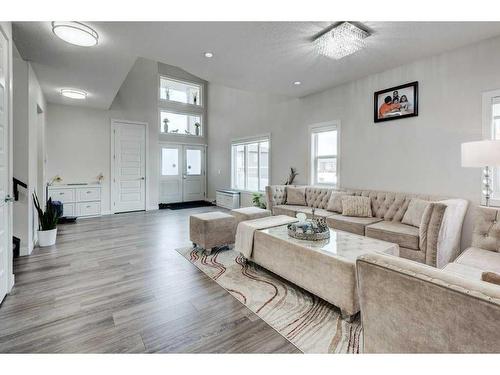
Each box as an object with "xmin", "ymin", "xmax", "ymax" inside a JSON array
[{"xmin": 176, "ymin": 247, "xmax": 362, "ymax": 353}]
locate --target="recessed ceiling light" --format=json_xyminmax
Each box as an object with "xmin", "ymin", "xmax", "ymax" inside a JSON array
[
  {"xmin": 60, "ymin": 89, "xmax": 87, "ymax": 100},
  {"xmin": 293, "ymin": 81, "xmax": 302, "ymax": 85},
  {"xmin": 314, "ymin": 22, "xmax": 369, "ymax": 60},
  {"xmin": 52, "ymin": 21, "xmax": 99, "ymax": 47},
  {"xmin": 204, "ymin": 52, "xmax": 214, "ymax": 58}
]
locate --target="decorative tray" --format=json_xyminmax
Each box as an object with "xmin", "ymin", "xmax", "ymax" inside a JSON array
[{"xmin": 287, "ymin": 214, "xmax": 330, "ymax": 241}]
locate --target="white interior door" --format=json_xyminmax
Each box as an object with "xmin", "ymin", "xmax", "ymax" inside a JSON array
[
  {"xmin": 112, "ymin": 121, "xmax": 146, "ymax": 213},
  {"xmin": 0, "ymin": 30, "xmax": 11, "ymax": 304},
  {"xmin": 159, "ymin": 144, "xmax": 183, "ymax": 203},
  {"xmin": 182, "ymin": 145, "xmax": 205, "ymax": 202}
]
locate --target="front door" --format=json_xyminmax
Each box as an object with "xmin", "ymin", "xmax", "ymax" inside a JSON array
[
  {"xmin": 0, "ymin": 29, "xmax": 12, "ymax": 304},
  {"xmin": 159, "ymin": 144, "xmax": 205, "ymax": 203},
  {"xmin": 183, "ymin": 145, "xmax": 205, "ymax": 202},
  {"xmin": 159, "ymin": 144, "xmax": 183, "ymax": 203},
  {"xmin": 112, "ymin": 120, "xmax": 146, "ymax": 213}
]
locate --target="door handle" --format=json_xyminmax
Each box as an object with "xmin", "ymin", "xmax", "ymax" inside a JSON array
[{"xmin": 139, "ymin": 177, "xmax": 145, "ymax": 180}]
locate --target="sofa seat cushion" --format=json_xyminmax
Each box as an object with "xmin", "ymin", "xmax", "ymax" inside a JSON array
[
  {"xmin": 294, "ymin": 207, "xmax": 336, "ymax": 219},
  {"xmin": 443, "ymin": 262, "xmax": 483, "ymax": 280},
  {"xmin": 365, "ymin": 221, "xmax": 420, "ymax": 250},
  {"xmin": 455, "ymin": 247, "xmax": 500, "ymax": 274},
  {"xmin": 327, "ymin": 214, "xmax": 382, "ymax": 236},
  {"xmin": 272, "ymin": 204, "xmax": 306, "ymax": 217}
]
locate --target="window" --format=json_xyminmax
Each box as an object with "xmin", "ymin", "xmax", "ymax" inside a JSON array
[
  {"xmin": 160, "ymin": 110, "xmax": 202, "ymax": 136},
  {"xmin": 161, "ymin": 147, "xmax": 179, "ymax": 176},
  {"xmin": 310, "ymin": 124, "xmax": 339, "ymax": 186},
  {"xmin": 158, "ymin": 75, "xmax": 204, "ymax": 137},
  {"xmin": 159, "ymin": 76, "xmax": 201, "ymax": 106},
  {"xmin": 231, "ymin": 137, "xmax": 270, "ymax": 192},
  {"xmin": 485, "ymin": 92, "xmax": 500, "ymax": 201}
]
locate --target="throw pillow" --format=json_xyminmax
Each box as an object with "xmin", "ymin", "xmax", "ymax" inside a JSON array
[
  {"xmin": 286, "ymin": 186, "xmax": 307, "ymax": 206},
  {"xmin": 402, "ymin": 199, "xmax": 430, "ymax": 228},
  {"xmin": 341, "ymin": 196, "xmax": 372, "ymax": 217},
  {"xmin": 482, "ymin": 271, "xmax": 500, "ymax": 286},
  {"xmin": 326, "ymin": 191, "xmax": 353, "ymax": 213}
]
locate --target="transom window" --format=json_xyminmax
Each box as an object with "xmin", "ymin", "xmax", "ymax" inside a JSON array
[
  {"xmin": 160, "ymin": 110, "xmax": 202, "ymax": 137},
  {"xmin": 310, "ymin": 124, "xmax": 339, "ymax": 186},
  {"xmin": 231, "ymin": 137, "xmax": 270, "ymax": 192},
  {"xmin": 159, "ymin": 76, "xmax": 202, "ymax": 106}
]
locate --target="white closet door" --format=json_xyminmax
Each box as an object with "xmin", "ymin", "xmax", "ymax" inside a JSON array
[
  {"xmin": 112, "ymin": 121, "xmax": 146, "ymax": 213},
  {"xmin": 0, "ymin": 29, "xmax": 12, "ymax": 304}
]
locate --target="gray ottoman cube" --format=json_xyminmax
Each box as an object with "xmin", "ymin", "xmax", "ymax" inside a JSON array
[
  {"xmin": 189, "ymin": 211, "xmax": 237, "ymax": 254},
  {"xmin": 230, "ymin": 207, "xmax": 271, "ymax": 223}
]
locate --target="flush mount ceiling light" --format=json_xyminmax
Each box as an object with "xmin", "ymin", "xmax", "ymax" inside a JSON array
[
  {"xmin": 293, "ymin": 81, "xmax": 302, "ymax": 85},
  {"xmin": 52, "ymin": 21, "xmax": 99, "ymax": 47},
  {"xmin": 314, "ymin": 22, "xmax": 369, "ymax": 60},
  {"xmin": 204, "ymin": 52, "xmax": 214, "ymax": 58},
  {"xmin": 60, "ymin": 89, "xmax": 87, "ymax": 100}
]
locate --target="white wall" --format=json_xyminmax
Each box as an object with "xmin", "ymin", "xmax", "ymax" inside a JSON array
[
  {"xmin": 207, "ymin": 83, "xmax": 301, "ymax": 205},
  {"xmin": 300, "ymin": 35, "xmax": 500, "ymax": 248},
  {"xmin": 208, "ymin": 35, "xmax": 500, "ymax": 248},
  {"xmin": 46, "ymin": 57, "xmax": 209, "ymax": 213},
  {"xmin": 46, "ymin": 104, "xmax": 111, "ymax": 213},
  {"xmin": 12, "ymin": 50, "xmax": 46, "ymax": 255}
]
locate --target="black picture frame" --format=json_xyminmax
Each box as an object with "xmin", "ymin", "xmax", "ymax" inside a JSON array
[{"xmin": 374, "ymin": 81, "xmax": 418, "ymax": 123}]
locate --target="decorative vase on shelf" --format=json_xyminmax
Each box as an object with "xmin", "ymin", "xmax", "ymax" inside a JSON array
[
  {"xmin": 163, "ymin": 118, "xmax": 169, "ymax": 133},
  {"xmin": 194, "ymin": 122, "xmax": 201, "ymax": 136}
]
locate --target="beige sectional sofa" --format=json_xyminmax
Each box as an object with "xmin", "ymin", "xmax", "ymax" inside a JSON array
[
  {"xmin": 266, "ymin": 185, "xmax": 468, "ymax": 268},
  {"xmin": 356, "ymin": 206, "xmax": 500, "ymax": 353}
]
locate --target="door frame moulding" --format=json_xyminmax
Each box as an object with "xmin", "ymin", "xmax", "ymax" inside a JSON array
[
  {"xmin": 110, "ymin": 119, "xmax": 149, "ymax": 214},
  {"xmin": 158, "ymin": 141, "xmax": 207, "ymax": 203}
]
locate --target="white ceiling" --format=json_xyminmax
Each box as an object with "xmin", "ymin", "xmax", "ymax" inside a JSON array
[{"xmin": 12, "ymin": 21, "xmax": 500, "ymax": 109}]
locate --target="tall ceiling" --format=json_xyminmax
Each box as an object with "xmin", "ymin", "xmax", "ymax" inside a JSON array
[{"xmin": 12, "ymin": 21, "xmax": 500, "ymax": 109}]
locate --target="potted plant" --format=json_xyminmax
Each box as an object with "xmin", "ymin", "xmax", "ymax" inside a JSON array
[
  {"xmin": 252, "ymin": 192, "xmax": 267, "ymax": 209},
  {"xmin": 33, "ymin": 193, "xmax": 59, "ymax": 247}
]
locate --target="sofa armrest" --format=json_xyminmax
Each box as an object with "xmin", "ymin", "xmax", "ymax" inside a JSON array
[
  {"xmin": 419, "ymin": 199, "xmax": 468, "ymax": 268},
  {"xmin": 356, "ymin": 252, "xmax": 500, "ymax": 353},
  {"xmin": 265, "ymin": 185, "xmax": 287, "ymax": 212}
]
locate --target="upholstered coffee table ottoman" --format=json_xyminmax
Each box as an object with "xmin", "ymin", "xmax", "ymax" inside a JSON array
[
  {"xmin": 189, "ymin": 212, "xmax": 237, "ymax": 254},
  {"xmin": 230, "ymin": 207, "xmax": 271, "ymax": 223}
]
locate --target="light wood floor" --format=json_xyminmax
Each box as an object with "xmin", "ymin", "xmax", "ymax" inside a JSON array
[{"xmin": 0, "ymin": 207, "xmax": 299, "ymax": 353}]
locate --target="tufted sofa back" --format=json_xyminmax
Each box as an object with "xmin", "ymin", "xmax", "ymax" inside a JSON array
[
  {"xmin": 266, "ymin": 185, "xmax": 449, "ymax": 222},
  {"xmin": 305, "ymin": 187, "xmax": 333, "ymax": 209},
  {"xmin": 471, "ymin": 206, "xmax": 500, "ymax": 252}
]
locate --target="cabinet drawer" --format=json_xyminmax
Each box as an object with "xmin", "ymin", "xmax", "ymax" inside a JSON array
[
  {"xmin": 76, "ymin": 187, "xmax": 101, "ymax": 202},
  {"xmin": 77, "ymin": 202, "xmax": 101, "ymax": 217},
  {"xmin": 62, "ymin": 203, "xmax": 75, "ymax": 217},
  {"xmin": 49, "ymin": 188, "xmax": 75, "ymax": 203}
]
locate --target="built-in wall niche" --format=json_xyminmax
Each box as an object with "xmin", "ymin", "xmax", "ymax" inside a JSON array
[
  {"xmin": 160, "ymin": 110, "xmax": 202, "ymax": 137},
  {"xmin": 159, "ymin": 76, "xmax": 202, "ymax": 106}
]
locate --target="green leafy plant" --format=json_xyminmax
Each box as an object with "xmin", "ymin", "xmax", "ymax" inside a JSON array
[
  {"xmin": 252, "ymin": 192, "xmax": 266, "ymax": 209},
  {"xmin": 33, "ymin": 193, "xmax": 59, "ymax": 231}
]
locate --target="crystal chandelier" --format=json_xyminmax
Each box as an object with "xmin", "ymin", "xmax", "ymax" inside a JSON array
[{"xmin": 314, "ymin": 22, "xmax": 369, "ymax": 60}]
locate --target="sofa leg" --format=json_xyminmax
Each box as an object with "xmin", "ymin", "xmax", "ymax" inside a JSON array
[
  {"xmin": 192, "ymin": 242, "xmax": 197, "ymax": 248},
  {"xmin": 340, "ymin": 309, "xmax": 356, "ymax": 323}
]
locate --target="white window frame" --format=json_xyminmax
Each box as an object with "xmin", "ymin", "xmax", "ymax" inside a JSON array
[
  {"xmin": 308, "ymin": 121, "xmax": 341, "ymax": 187},
  {"xmin": 230, "ymin": 134, "xmax": 271, "ymax": 193},
  {"xmin": 158, "ymin": 108, "xmax": 203, "ymax": 138},
  {"xmin": 482, "ymin": 89, "xmax": 500, "ymax": 206},
  {"xmin": 158, "ymin": 75, "xmax": 203, "ymax": 108}
]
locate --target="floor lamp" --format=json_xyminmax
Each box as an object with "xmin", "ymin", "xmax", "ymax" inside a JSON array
[{"xmin": 462, "ymin": 140, "xmax": 500, "ymax": 207}]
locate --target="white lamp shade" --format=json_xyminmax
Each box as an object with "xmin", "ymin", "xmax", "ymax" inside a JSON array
[{"xmin": 461, "ymin": 140, "xmax": 500, "ymax": 167}]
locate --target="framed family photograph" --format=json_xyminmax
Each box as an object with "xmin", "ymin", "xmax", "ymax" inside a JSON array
[{"xmin": 374, "ymin": 81, "xmax": 418, "ymax": 123}]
